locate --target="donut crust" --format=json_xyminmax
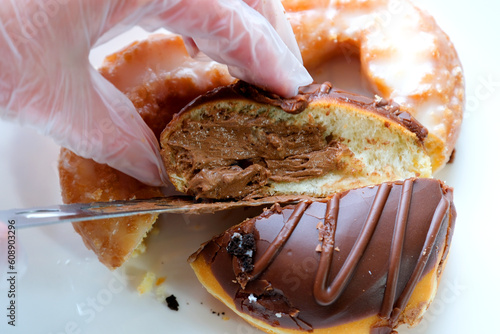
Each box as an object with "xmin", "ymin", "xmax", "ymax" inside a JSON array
[
  {"xmin": 282, "ymin": 0, "xmax": 464, "ymax": 171},
  {"xmin": 58, "ymin": 34, "xmax": 234, "ymax": 269}
]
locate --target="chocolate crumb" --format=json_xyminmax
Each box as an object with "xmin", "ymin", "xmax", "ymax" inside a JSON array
[
  {"xmin": 166, "ymin": 295, "xmax": 179, "ymax": 311},
  {"xmin": 210, "ymin": 309, "xmax": 224, "ymax": 317},
  {"xmin": 227, "ymin": 233, "xmax": 256, "ymax": 273},
  {"xmin": 374, "ymin": 95, "xmax": 388, "ymax": 106}
]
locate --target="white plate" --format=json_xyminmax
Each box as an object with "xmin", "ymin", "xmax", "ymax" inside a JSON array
[{"xmin": 1, "ymin": 1, "xmax": 499, "ymax": 333}]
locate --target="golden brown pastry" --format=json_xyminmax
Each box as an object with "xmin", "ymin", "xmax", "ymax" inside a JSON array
[
  {"xmin": 282, "ymin": 0, "xmax": 464, "ymax": 172},
  {"xmin": 58, "ymin": 148, "xmax": 162, "ymax": 268},
  {"xmin": 58, "ymin": 34, "xmax": 234, "ymax": 269},
  {"xmin": 161, "ymin": 81, "xmax": 432, "ymax": 200},
  {"xmin": 98, "ymin": 33, "xmax": 234, "ymax": 138},
  {"xmin": 190, "ymin": 178, "xmax": 456, "ymax": 334}
]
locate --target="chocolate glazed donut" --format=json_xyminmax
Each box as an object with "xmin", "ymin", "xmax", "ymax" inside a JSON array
[{"xmin": 190, "ymin": 178, "xmax": 456, "ymax": 333}]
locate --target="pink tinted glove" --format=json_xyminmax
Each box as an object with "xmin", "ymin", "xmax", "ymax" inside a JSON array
[{"xmin": 0, "ymin": 0, "xmax": 312, "ymax": 187}]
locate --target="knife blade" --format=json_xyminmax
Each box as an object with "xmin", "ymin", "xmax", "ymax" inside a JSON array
[{"xmin": 0, "ymin": 196, "xmax": 302, "ymax": 229}]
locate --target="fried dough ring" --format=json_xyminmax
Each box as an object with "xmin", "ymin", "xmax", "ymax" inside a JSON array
[
  {"xmin": 58, "ymin": 34, "xmax": 234, "ymax": 268},
  {"xmin": 282, "ymin": 0, "xmax": 464, "ymax": 171}
]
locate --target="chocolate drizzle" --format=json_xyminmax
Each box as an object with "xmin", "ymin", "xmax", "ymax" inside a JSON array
[
  {"xmin": 314, "ymin": 183, "xmax": 392, "ymax": 306},
  {"xmin": 313, "ymin": 193, "xmax": 340, "ymax": 305},
  {"xmin": 193, "ymin": 178, "xmax": 456, "ymax": 332},
  {"xmin": 380, "ymin": 179, "xmax": 414, "ymax": 318},
  {"xmin": 248, "ymin": 201, "xmax": 310, "ymax": 281},
  {"xmin": 387, "ymin": 193, "xmax": 452, "ymax": 325}
]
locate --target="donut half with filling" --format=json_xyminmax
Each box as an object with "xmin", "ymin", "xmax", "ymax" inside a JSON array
[{"xmin": 161, "ymin": 81, "xmax": 432, "ymax": 200}]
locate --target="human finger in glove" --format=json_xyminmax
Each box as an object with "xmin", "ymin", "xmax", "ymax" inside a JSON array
[{"xmin": 0, "ymin": 0, "xmax": 312, "ymax": 186}]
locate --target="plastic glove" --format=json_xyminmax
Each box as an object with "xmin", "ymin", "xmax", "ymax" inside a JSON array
[{"xmin": 0, "ymin": 0, "xmax": 312, "ymax": 187}]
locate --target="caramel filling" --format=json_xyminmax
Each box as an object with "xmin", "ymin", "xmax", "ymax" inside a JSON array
[{"xmin": 166, "ymin": 109, "xmax": 361, "ymax": 199}]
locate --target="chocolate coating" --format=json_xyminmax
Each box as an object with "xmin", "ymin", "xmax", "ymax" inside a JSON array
[{"xmin": 190, "ymin": 178, "xmax": 455, "ymax": 332}]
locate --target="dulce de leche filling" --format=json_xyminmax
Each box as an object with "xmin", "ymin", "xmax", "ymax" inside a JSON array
[
  {"xmin": 166, "ymin": 110, "xmax": 359, "ymax": 199},
  {"xmin": 190, "ymin": 178, "xmax": 455, "ymax": 332}
]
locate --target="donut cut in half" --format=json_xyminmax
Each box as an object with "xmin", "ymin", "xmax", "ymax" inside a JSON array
[
  {"xmin": 160, "ymin": 81, "xmax": 432, "ymax": 200},
  {"xmin": 58, "ymin": 34, "xmax": 234, "ymax": 269}
]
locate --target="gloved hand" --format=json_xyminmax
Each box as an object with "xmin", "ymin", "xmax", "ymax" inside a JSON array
[{"xmin": 0, "ymin": 0, "xmax": 312, "ymax": 186}]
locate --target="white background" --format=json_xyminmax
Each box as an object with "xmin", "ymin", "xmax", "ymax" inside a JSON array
[{"xmin": 1, "ymin": 0, "xmax": 499, "ymax": 333}]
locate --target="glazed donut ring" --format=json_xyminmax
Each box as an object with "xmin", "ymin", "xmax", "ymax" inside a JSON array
[
  {"xmin": 282, "ymin": 0, "xmax": 464, "ymax": 171},
  {"xmin": 58, "ymin": 34, "xmax": 234, "ymax": 269}
]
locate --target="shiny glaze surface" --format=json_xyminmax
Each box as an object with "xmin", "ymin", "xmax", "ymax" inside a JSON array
[{"xmin": 192, "ymin": 178, "xmax": 455, "ymax": 331}]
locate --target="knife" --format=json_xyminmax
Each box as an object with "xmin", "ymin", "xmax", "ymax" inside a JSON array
[{"xmin": 0, "ymin": 196, "xmax": 302, "ymax": 229}]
